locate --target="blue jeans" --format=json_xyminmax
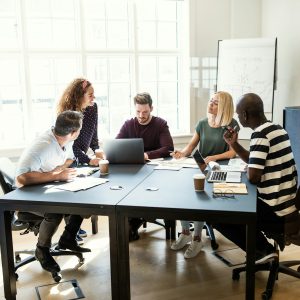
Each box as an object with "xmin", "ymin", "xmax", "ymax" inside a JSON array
[{"xmin": 180, "ymin": 220, "xmax": 204, "ymax": 236}]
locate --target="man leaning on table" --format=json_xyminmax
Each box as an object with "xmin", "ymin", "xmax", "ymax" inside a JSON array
[
  {"xmin": 116, "ymin": 92, "xmax": 174, "ymax": 240},
  {"xmin": 215, "ymin": 93, "xmax": 298, "ymax": 263},
  {"xmin": 15, "ymin": 110, "xmax": 91, "ymax": 274}
]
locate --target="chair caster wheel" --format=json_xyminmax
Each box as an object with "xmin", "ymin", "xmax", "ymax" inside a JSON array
[
  {"xmin": 261, "ymin": 290, "xmax": 272, "ymax": 300},
  {"xmin": 52, "ymin": 272, "xmax": 62, "ymax": 282},
  {"xmin": 79, "ymin": 257, "xmax": 85, "ymax": 264},
  {"xmin": 232, "ymin": 270, "xmax": 240, "ymax": 280},
  {"xmin": 211, "ymin": 241, "xmax": 219, "ymax": 250}
]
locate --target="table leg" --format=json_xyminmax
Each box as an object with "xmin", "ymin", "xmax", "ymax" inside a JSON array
[
  {"xmin": 109, "ymin": 213, "xmax": 120, "ymax": 300},
  {"xmin": 0, "ymin": 210, "xmax": 16, "ymax": 300},
  {"xmin": 116, "ymin": 210, "xmax": 130, "ymax": 300},
  {"xmin": 245, "ymin": 221, "xmax": 256, "ymax": 300}
]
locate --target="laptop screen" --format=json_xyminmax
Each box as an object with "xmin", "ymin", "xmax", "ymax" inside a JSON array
[{"xmin": 103, "ymin": 138, "xmax": 145, "ymax": 164}]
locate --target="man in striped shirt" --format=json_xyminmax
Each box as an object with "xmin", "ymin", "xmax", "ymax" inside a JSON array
[{"xmin": 216, "ymin": 93, "xmax": 298, "ymax": 263}]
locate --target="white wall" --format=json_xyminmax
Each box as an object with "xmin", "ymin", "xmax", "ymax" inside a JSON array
[
  {"xmin": 189, "ymin": 0, "xmax": 261, "ymax": 131},
  {"xmin": 262, "ymin": 0, "xmax": 300, "ymax": 124}
]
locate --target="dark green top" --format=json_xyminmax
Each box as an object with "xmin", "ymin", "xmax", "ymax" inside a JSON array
[{"xmin": 195, "ymin": 118, "xmax": 239, "ymax": 158}]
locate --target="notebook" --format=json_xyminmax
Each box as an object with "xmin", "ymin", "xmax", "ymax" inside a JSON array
[{"xmin": 103, "ymin": 138, "xmax": 145, "ymax": 164}]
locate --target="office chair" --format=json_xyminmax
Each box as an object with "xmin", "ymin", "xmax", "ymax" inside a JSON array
[
  {"xmin": 232, "ymin": 188, "xmax": 300, "ymax": 300},
  {"xmin": 0, "ymin": 157, "xmax": 84, "ymax": 282},
  {"xmin": 142, "ymin": 219, "xmax": 176, "ymax": 240}
]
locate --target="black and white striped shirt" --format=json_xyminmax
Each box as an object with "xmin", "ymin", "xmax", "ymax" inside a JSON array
[{"xmin": 249, "ymin": 122, "xmax": 298, "ymax": 217}]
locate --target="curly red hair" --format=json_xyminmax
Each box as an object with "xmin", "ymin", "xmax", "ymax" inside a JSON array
[{"xmin": 57, "ymin": 78, "xmax": 91, "ymax": 114}]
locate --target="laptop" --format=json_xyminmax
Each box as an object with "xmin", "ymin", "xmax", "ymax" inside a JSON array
[
  {"xmin": 192, "ymin": 149, "xmax": 241, "ymax": 183},
  {"xmin": 103, "ymin": 138, "xmax": 145, "ymax": 164}
]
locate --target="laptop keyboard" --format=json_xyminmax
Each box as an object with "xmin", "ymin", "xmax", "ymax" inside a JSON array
[{"xmin": 209, "ymin": 171, "xmax": 227, "ymax": 182}]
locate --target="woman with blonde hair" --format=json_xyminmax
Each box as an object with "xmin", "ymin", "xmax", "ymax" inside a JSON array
[
  {"xmin": 170, "ymin": 91, "xmax": 240, "ymax": 258},
  {"xmin": 57, "ymin": 78, "xmax": 101, "ymax": 166}
]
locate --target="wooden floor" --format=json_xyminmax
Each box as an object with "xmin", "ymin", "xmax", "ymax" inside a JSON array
[{"xmin": 0, "ymin": 218, "xmax": 299, "ymax": 300}]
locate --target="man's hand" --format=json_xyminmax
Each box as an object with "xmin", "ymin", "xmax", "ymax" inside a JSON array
[
  {"xmin": 54, "ymin": 168, "xmax": 77, "ymax": 181},
  {"xmin": 223, "ymin": 126, "xmax": 238, "ymax": 145}
]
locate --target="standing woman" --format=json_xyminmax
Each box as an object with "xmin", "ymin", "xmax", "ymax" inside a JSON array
[
  {"xmin": 170, "ymin": 91, "xmax": 240, "ymax": 258},
  {"xmin": 57, "ymin": 78, "xmax": 101, "ymax": 166},
  {"xmin": 57, "ymin": 78, "xmax": 101, "ymax": 242}
]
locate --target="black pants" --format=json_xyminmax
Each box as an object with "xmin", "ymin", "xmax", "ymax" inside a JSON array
[{"xmin": 214, "ymin": 200, "xmax": 285, "ymax": 253}]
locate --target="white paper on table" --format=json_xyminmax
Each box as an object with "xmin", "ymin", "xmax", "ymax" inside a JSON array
[
  {"xmin": 228, "ymin": 158, "xmax": 247, "ymax": 169},
  {"xmin": 55, "ymin": 177, "xmax": 109, "ymax": 192},
  {"xmin": 154, "ymin": 165, "xmax": 182, "ymax": 171},
  {"xmin": 219, "ymin": 165, "xmax": 247, "ymax": 172}
]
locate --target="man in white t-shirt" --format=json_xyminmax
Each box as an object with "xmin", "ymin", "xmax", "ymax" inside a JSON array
[{"xmin": 15, "ymin": 111, "xmax": 91, "ymax": 274}]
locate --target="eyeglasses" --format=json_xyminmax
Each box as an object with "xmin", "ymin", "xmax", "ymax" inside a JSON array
[{"xmin": 212, "ymin": 189, "xmax": 235, "ymax": 199}]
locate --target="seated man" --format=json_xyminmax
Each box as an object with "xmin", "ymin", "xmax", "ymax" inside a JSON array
[
  {"xmin": 216, "ymin": 93, "xmax": 298, "ymax": 262},
  {"xmin": 116, "ymin": 92, "xmax": 174, "ymax": 240},
  {"xmin": 15, "ymin": 110, "xmax": 90, "ymax": 274}
]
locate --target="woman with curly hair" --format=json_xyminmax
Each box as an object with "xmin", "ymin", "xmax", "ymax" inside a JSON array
[{"xmin": 57, "ymin": 78, "xmax": 101, "ymax": 166}]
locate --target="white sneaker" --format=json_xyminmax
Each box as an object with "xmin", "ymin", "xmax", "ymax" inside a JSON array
[
  {"xmin": 184, "ymin": 240, "xmax": 203, "ymax": 259},
  {"xmin": 170, "ymin": 233, "xmax": 192, "ymax": 250}
]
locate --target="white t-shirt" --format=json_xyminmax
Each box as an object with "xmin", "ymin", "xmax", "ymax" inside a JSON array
[{"xmin": 15, "ymin": 129, "xmax": 74, "ymax": 179}]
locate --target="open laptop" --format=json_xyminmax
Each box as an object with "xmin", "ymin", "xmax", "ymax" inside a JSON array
[
  {"xmin": 103, "ymin": 138, "xmax": 145, "ymax": 164},
  {"xmin": 193, "ymin": 149, "xmax": 241, "ymax": 183}
]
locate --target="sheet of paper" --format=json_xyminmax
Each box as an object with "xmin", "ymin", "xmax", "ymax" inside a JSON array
[
  {"xmin": 154, "ymin": 164, "xmax": 182, "ymax": 171},
  {"xmin": 75, "ymin": 167, "xmax": 99, "ymax": 177},
  {"xmin": 150, "ymin": 157, "xmax": 198, "ymax": 169},
  {"xmin": 227, "ymin": 158, "xmax": 248, "ymax": 171},
  {"xmin": 219, "ymin": 165, "xmax": 246, "ymax": 172},
  {"xmin": 55, "ymin": 177, "xmax": 109, "ymax": 192}
]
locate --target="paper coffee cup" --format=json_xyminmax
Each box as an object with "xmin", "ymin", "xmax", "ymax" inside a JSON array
[
  {"xmin": 193, "ymin": 173, "xmax": 205, "ymax": 191},
  {"xmin": 95, "ymin": 149, "xmax": 105, "ymax": 159},
  {"xmin": 99, "ymin": 159, "xmax": 109, "ymax": 175}
]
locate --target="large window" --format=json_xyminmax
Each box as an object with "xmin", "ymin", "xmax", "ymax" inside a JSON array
[{"xmin": 0, "ymin": 0, "xmax": 189, "ymax": 148}]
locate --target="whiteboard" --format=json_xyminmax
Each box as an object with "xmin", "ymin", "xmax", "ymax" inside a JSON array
[{"xmin": 217, "ymin": 38, "xmax": 277, "ymax": 139}]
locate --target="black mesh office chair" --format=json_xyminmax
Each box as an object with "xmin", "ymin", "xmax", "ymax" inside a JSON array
[
  {"xmin": 232, "ymin": 188, "xmax": 300, "ymax": 300},
  {"xmin": 0, "ymin": 157, "xmax": 84, "ymax": 282}
]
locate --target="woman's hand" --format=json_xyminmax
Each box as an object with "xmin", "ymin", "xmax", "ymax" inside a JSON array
[{"xmin": 170, "ymin": 150, "xmax": 185, "ymax": 159}]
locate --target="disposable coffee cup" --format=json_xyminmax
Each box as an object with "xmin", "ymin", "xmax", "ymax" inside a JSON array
[
  {"xmin": 193, "ymin": 173, "xmax": 205, "ymax": 191},
  {"xmin": 95, "ymin": 149, "xmax": 105, "ymax": 159},
  {"xmin": 99, "ymin": 159, "xmax": 109, "ymax": 175}
]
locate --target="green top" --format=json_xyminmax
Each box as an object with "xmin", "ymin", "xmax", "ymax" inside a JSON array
[{"xmin": 195, "ymin": 118, "xmax": 240, "ymax": 158}]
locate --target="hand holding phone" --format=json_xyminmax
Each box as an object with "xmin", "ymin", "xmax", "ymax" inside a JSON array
[{"xmin": 223, "ymin": 125, "xmax": 238, "ymax": 144}]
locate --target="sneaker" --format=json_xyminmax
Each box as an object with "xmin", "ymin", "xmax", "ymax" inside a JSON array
[
  {"xmin": 78, "ymin": 228, "xmax": 87, "ymax": 238},
  {"xmin": 76, "ymin": 234, "xmax": 84, "ymax": 245},
  {"xmin": 184, "ymin": 240, "xmax": 203, "ymax": 259},
  {"xmin": 255, "ymin": 251, "xmax": 278, "ymax": 264},
  {"xmin": 170, "ymin": 233, "xmax": 192, "ymax": 250},
  {"xmin": 35, "ymin": 246, "xmax": 60, "ymax": 273}
]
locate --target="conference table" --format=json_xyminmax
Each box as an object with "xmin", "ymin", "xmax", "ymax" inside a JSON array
[
  {"xmin": 0, "ymin": 164, "xmax": 154, "ymax": 300},
  {"xmin": 116, "ymin": 167, "xmax": 257, "ymax": 300},
  {"xmin": 0, "ymin": 163, "xmax": 257, "ymax": 300}
]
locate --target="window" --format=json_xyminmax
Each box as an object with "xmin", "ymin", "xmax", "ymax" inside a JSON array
[{"xmin": 0, "ymin": 0, "xmax": 189, "ymax": 148}]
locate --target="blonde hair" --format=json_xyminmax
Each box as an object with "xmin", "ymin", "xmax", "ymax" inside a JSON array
[
  {"xmin": 207, "ymin": 91, "xmax": 234, "ymax": 127},
  {"xmin": 57, "ymin": 78, "xmax": 91, "ymax": 114}
]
